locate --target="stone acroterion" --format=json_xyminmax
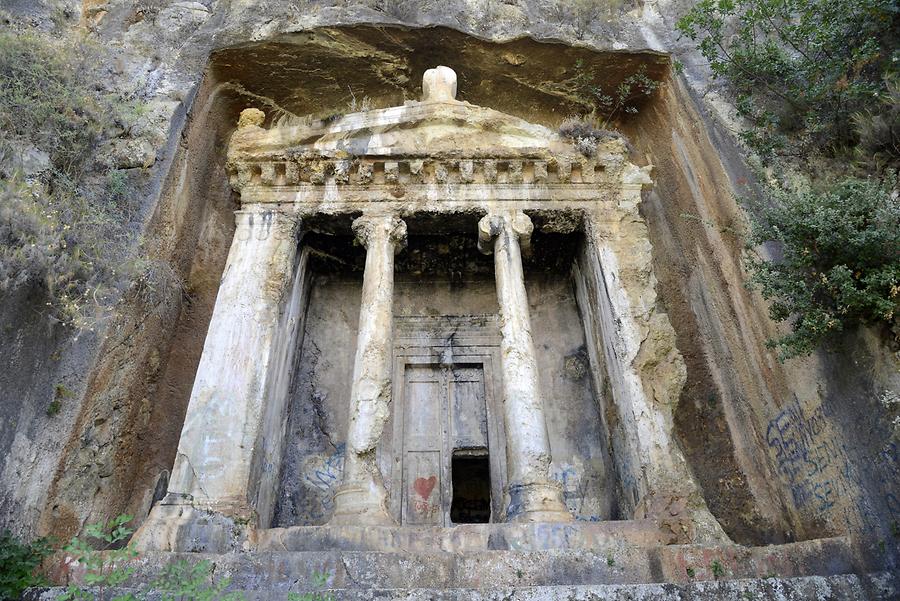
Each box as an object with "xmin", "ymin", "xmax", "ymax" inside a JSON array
[
  {"xmin": 237, "ymin": 108, "xmax": 265, "ymax": 128},
  {"xmin": 422, "ymin": 65, "xmax": 458, "ymax": 102}
]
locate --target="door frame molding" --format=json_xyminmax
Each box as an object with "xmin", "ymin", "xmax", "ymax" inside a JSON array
[{"xmin": 387, "ymin": 315, "xmax": 507, "ymax": 524}]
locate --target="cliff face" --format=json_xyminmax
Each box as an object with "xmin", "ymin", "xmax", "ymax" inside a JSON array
[{"xmin": 0, "ymin": 0, "xmax": 897, "ymax": 564}]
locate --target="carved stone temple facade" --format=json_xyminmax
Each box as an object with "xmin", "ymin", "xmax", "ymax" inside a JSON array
[{"xmin": 134, "ymin": 66, "xmax": 726, "ymax": 552}]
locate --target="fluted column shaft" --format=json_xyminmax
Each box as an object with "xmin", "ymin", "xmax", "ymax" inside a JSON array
[
  {"xmin": 330, "ymin": 213, "xmax": 407, "ymax": 525},
  {"xmin": 478, "ymin": 211, "xmax": 572, "ymax": 523}
]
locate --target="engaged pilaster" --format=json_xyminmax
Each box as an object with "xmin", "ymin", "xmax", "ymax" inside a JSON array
[
  {"xmin": 330, "ymin": 213, "xmax": 407, "ymax": 525},
  {"xmin": 169, "ymin": 207, "xmax": 303, "ymax": 517},
  {"xmin": 478, "ymin": 211, "xmax": 572, "ymax": 523}
]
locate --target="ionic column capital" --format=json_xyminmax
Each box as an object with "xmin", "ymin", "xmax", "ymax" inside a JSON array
[
  {"xmin": 477, "ymin": 211, "xmax": 533, "ymax": 254},
  {"xmin": 352, "ymin": 214, "xmax": 408, "ymax": 253}
]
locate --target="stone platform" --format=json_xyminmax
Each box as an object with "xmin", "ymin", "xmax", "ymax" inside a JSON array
[
  {"xmin": 253, "ymin": 521, "xmax": 669, "ymax": 553},
  {"xmin": 26, "ymin": 573, "xmax": 900, "ymax": 601},
  {"xmin": 32, "ymin": 526, "xmax": 899, "ymax": 600},
  {"xmin": 84, "ymin": 539, "xmax": 864, "ymax": 589}
]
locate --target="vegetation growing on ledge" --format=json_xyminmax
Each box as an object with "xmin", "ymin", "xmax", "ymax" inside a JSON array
[
  {"xmin": 677, "ymin": 0, "xmax": 899, "ymax": 165},
  {"xmin": 0, "ymin": 515, "xmax": 340, "ymax": 600},
  {"xmin": 0, "ymin": 30, "xmax": 147, "ymax": 330},
  {"xmin": 678, "ymin": 0, "xmax": 900, "ymax": 358},
  {"xmin": 559, "ymin": 62, "xmax": 659, "ymax": 156},
  {"xmin": 0, "ymin": 531, "xmax": 52, "ymax": 600}
]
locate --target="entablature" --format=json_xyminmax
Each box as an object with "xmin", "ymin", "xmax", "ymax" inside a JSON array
[{"xmin": 226, "ymin": 66, "xmax": 651, "ymax": 210}]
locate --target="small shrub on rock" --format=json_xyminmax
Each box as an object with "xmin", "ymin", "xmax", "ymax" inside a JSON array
[
  {"xmin": 559, "ymin": 117, "xmax": 624, "ymax": 157},
  {"xmin": 0, "ymin": 531, "xmax": 53, "ymax": 600},
  {"xmin": 0, "ymin": 29, "xmax": 147, "ymax": 329}
]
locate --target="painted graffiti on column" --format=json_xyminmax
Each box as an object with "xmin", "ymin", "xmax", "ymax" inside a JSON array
[{"xmin": 550, "ymin": 461, "xmax": 605, "ymax": 521}]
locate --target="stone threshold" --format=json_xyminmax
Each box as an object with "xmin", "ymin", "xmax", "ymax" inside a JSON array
[{"xmin": 253, "ymin": 520, "xmax": 667, "ymax": 552}]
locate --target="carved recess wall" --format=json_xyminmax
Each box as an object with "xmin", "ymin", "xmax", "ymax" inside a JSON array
[
  {"xmin": 274, "ymin": 272, "xmax": 613, "ymax": 527},
  {"xmin": 186, "ymin": 68, "xmax": 725, "ymax": 541}
]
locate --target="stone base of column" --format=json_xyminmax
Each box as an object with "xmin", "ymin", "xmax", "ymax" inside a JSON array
[
  {"xmin": 131, "ymin": 495, "xmax": 255, "ymax": 553},
  {"xmin": 506, "ymin": 481, "xmax": 573, "ymax": 523},
  {"xmin": 329, "ymin": 484, "xmax": 395, "ymax": 526}
]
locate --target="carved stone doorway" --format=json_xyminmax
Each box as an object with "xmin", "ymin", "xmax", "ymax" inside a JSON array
[
  {"xmin": 390, "ymin": 315, "xmax": 506, "ymax": 525},
  {"xmin": 399, "ymin": 364, "xmax": 488, "ymax": 525}
]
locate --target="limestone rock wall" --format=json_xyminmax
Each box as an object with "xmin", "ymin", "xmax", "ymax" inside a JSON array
[
  {"xmin": 0, "ymin": 0, "xmax": 896, "ymax": 563},
  {"xmin": 630, "ymin": 75, "xmax": 900, "ymax": 548}
]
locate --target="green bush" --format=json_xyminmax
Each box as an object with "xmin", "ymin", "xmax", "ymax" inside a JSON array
[
  {"xmin": 678, "ymin": 0, "xmax": 900, "ymax": 358},
  {"xmin": 60, "ymin": 514, "xmax": 139, "ymax": 601},
  {"xmin": 571, "ymin": 62, "xmax": 660, "ymax": 128},
  {"xmin": 3, "ymin": 514, "xmax": 332, "ymax": 600},
  {"xmin": 677, "ymin": 0, "xmax": 900, "ymax": 163},
  {"xmin": 745, "ymin": 176, "xmax": 900, "ymax": 359},
  {"xmin": 0, "ymin": 531, "xmax": 53, "ymax": 600},
  {"xmin": 151, "ymin": 560, "xmax": 245, "ymax": 601}
]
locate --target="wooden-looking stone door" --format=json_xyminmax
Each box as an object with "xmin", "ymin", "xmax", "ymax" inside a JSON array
[{"xmin": 399, "ymin": 364, "xmax": 491, "ymax": 525}]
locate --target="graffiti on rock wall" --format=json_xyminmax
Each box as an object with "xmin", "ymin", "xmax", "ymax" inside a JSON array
[
  {"xmin": 297, "ymin": 444, "xmax": 345, "ymax": 523},
  {"xmin": 766, "ymin": 398, "xmax": 849, "ymax": 513},
  {"xmin": 550, "ymin": 461, "xmax": 605, "ymax": 521},
  {"xmin": 766, "ymin": 398, "xmax": 899, "ymax": 533}
]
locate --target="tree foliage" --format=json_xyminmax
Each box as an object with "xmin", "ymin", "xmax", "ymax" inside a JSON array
[
  {"xmin": 679, "ymin": 0, "xmax": 900, "ymax": 358},
  {"xmin": 746, "ymin": 177, "xmax": 900, "ymax": 359},
  {"xmin": 677, "ymin": 0, "xmax": 900, "ymax": 162}
]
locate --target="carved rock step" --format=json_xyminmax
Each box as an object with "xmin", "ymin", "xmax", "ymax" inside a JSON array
[
  {"xmin": 53, "ymin": 537, "xmax": 865, "ymax": 592},
  {"xmin": 25, "ymin": 572, "xmax": 900, "ymax": 601},
  {"xmin": 255, "ymin": 521, "xmax": 668, "ymax": 553}
]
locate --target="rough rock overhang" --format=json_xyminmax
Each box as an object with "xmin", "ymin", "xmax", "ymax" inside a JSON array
[{"xmin": 226, "ymin": 70, "xmax": 652, "ymax": 211}]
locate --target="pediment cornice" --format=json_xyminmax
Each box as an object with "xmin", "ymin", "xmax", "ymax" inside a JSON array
[
  {"xmin": 228, "ymin": 101, "xmax": 584, "ymax": 161},
  {"xmin": 225, "ymin": 66, "xmax": 649, "ymax": 200}
]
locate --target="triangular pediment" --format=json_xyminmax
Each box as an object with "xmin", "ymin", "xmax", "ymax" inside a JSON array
[
  {"xmin": 227, "ymin": 99, "xmax": 584, "ymax": 163},
  {"xmin": 225, "ymin": 67, "xmax": 648, "ymax": 202}
]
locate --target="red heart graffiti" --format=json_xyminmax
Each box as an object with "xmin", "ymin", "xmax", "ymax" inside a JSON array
[{"xmin": 413, "ymin": 476, "xmax": 437, "ymax": 500}]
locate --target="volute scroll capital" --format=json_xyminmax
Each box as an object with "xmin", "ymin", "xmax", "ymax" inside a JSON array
[
  {"xmin": 352, "ymin": 214, "xmax": 408, "ymax": 254},
  {"xmin": 477, "ymin": 211, "xmax": 533, "ymax": 255}
]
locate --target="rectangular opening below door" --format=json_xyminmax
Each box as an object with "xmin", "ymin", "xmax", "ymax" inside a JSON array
[{"xmin": 450, "ymin": 450, "xmax": 491, "ymax": 523}]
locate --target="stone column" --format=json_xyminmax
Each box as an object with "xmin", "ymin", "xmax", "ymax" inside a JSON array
[
  {"xmin": 330, "ymin": 214, "xmax": 407, "ymax": 525},
  {"xmin": 478, "ymin": 211, "xmax": 572, "ymax": 522},
  {"xmin": 138, "ymin": 207, "xmax": 305, "ymax": 545}
]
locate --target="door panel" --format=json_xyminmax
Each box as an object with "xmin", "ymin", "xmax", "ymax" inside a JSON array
[
  {"xmin": 403, "ymin": 450, "xmax": 442, "ymax": 525},
  {"xmin": 399, "ymin": 362, "xmax": 491, "ymax": 525},
  {"xmin": 404, "ymin": 368, "xmax": 442, "ymax": 451},
  {"xmin": 449, "ymin": 367, "xmax": 487, "ymax": 449}
]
